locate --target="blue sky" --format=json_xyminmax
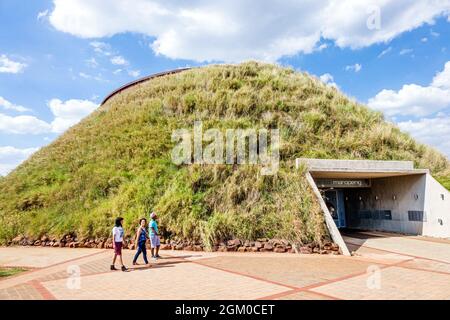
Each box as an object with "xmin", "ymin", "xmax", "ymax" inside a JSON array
[{"xmin": 1, "ymin": 0, "xmax": 450, "ymax": 175}]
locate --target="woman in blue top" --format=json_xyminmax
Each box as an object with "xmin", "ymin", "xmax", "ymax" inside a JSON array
[{"xmin": 132, "ymin": 218, "xmax": 150, "ymax": 266}]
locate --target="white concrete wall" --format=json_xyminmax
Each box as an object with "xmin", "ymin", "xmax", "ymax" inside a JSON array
[
  {"xmin": 345, "ymin": 174, "xmax": 427, "ymax": 235},
  {"xmin": 423, "ymin": 174, "xmax": 450, "ymax": 238},
  {"xmin": 344, "ymin": 173, "xmax": 450, "ymax": 238},
  {"xmin": 306, "ymin": 172, "xmax": 351, "ymax": 256}
]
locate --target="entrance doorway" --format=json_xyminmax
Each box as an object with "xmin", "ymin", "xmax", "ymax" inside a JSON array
[
  {"xmin": 323, "ymin": 190, "xmax": 346, "ymax": 228},
  {"xmin": 317, "ymin": 178, "xmax": 372, "ymax": 229},
  {"xmin": 299, "ymin": 158, "xmax": 450, "ymax": 249}
]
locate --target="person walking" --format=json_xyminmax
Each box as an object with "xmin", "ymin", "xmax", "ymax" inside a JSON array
[
  {"xmin": 133, "ymin": 218, "xmax": 150, "ymax": 266},
  {"xmin": 149, "ymin": 212, "xmax": 161, "ymax": 259},
  {"xmin": 111, "ymin": 217, "xmax": 128, "ymax": 271}
]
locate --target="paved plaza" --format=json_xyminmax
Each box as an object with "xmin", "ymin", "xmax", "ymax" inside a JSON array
[{"xmin": 1, "ymin": 231, "xmax": 449, "ymax": 300}]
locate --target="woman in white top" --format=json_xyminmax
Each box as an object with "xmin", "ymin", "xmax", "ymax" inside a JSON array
[{"xmin": 111, "ymin": 217, "xmax": 128, "ymax": 271}]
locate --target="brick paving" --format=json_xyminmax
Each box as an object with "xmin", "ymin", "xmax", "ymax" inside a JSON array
[
  {"xmin": 0, "ymin": 282, "xmax": 43, "ymax": 300},
  {"xmin": 42, "ymin": 262, "xmax": 288, "ymax": 300},
  {"xmin": 1, "ymin": 231, "xmax": 450, "ymax": 300},
  {"xmin": 196, "ymin": 255, "xmax": 383, "ymax": 288},
  {"xmin": 400, "ymin": 258, "xmax": 450, "ymax": 275},
  {"xmin": 35, "ymin": 255, "xmax": 115, "ymax": 282},
  {"xmin": 276, "ymin": 290, "xmax": 334, "ymax": 300},
  {"xmin": 0, "ymin": 247, "xmax": 104, "ymax": 268},
  {"xmin": 343, "ymin": 232, "xmax": 450, "ymax": 263},
  {"xmin": 311, "ymin": 266, "xmax": 450, "ymax": 300}
]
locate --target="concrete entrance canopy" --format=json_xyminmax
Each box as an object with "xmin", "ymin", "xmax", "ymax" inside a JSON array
[
  {"xmin": 296, "ymin": 158, "xmax": 429, "ymax": 179},
  {"xmin": 296, "ymin": 158, "xmax": 450, "ymax": 256}
]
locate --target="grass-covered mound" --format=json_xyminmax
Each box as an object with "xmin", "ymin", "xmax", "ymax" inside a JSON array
[{"xmin": 1, "ymin": 62, "xmax": 449, "ymax": 246}]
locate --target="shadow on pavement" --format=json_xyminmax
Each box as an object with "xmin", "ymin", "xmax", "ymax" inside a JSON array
[{"xmin": 127, "ymin": 256, "xmax": 195, "ymax": 272}]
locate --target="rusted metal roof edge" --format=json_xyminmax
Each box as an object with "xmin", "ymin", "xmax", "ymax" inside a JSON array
[{"xmin": 100, "ymin": 67, "xmax": 191, "ymax": 106}]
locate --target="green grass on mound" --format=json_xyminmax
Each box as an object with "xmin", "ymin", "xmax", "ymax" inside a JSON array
[
  {"xmin": 0, "ymin": 62, "xmax": 449, "ymax": 247},
  {"xmin": 438, "ymin": 176, "xmax": 450, "ymax": 190},
  {"xmin": 0, "ymin": 267, "xmax": 26, "ymax": 278}
]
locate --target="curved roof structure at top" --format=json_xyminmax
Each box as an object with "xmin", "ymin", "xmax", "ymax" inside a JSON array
[{"xmin": 100, "ymin": 67, "xmax": 191, "ymax": 106}]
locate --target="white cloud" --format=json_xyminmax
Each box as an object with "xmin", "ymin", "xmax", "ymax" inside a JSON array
[
  {"xmin": 317, "ymin": 43, "xmax": 328, "ymax": 51},
  {"xmin": 319, "ymin": 73, "xmax": 338, "ymax": 88},
  {"xmin": 378, "ymin": 46, "xmax": 392, "ymax": 58},
  {"xmin": 110, "ymin": 55, "xmax": 129, "ymax": 66},
  {"xmin": 90, "ymin": 41, "xmax": 112, "ymax": 56},
  {"xmin": 432, "ymin": 61, "xmax": 450, "ymax": 89},
  {"xmin": 128, "ymin": 70, "xmax": 141, "ymax": 78},
  {"xmin": 85, "ymin": 57, "xmax": 98, "ymax": 68},
  {"xmin": 0, "ymin": 113, "xmax": 51, "ymax": 134},
  {"xmin": 89, "ymin": 43, "xmax": 135, "ymax": 73},
  {"xmin": 48, "ymin": 0, "xmax": 450, "ymax": 62},
  {"xmin": 430, "ymin": 30, "xmax": 440, "ymax": 37},
  {"xmin": 79, "ymin": 72, "xmax": 107, "ymax": 82},
  {"xmin": 0, "ymin": 96, "xmax": 31, "ymax": 113},
  {"xmin": 369, "ymin": 85, "xmax": 450, "ymax": 117},
  {"xmin": 0, "ymin": 98, "xmax": 98, "ymax": 134},
  {"xmin": 0, "ymin": 146, "xmax": 39, "ymax": 176},
  {"xmin": 48, "ymin": 99, "xmax": 98, "ymax": 133},
  {"xmin": 0, "ymin": 97, "xmax": 97, "ymax": 175},
  {"xmin": 345, "ymin": 63, "xmax": 362, "ymax": 73},
  {"xmin": 398, "ymin": 115, "xmax": 450, "ymax": 158},
  {"xmin": 399, "ymin": 48, "xmax": 414, "ymax": 55},
  {"xmin": 37, "ymin": 9, "xmax": 49, "ymax": 21},
  {"xmin": 368, "ymin": 61, "xmax": 450, "ymax": 117},
  {"xmin": 0, "ymin": 54, "xmax": 27, "ymax": 74}
]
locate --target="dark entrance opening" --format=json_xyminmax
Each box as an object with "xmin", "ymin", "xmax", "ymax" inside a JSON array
[
  {"xmin": 299, "ymin": 158, "xmax": 443, "ymax": 238},
  {"xmin": 315, "ymin": 175, "xmax": 426, "ymax": 234},
  {"xmin": 317, "ymin": 178, "xmax": 372, "ymax": 229},
  {"xmin": 323, "ymin": 190, "xmax": 346, "ymax": 228}
]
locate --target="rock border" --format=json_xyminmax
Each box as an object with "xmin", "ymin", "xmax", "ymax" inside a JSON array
[{"xmin": 8, "ymin": 235, "xmax": 340, "ymax": 255}]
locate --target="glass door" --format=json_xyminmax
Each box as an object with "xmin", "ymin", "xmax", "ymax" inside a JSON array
[{"xmin": 324, "ymin": 190, "xmax": 346, "ymax": 228}]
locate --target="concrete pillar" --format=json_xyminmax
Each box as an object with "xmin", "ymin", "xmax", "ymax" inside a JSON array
[{"xmin": 305, "ymin": 172, "xmax": 351, "ymax": 256}]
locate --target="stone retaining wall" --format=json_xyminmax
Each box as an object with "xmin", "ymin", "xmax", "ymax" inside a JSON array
[{"xmin": 8, "ymin": 235, "xmax": 340, "ymax": 255}]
